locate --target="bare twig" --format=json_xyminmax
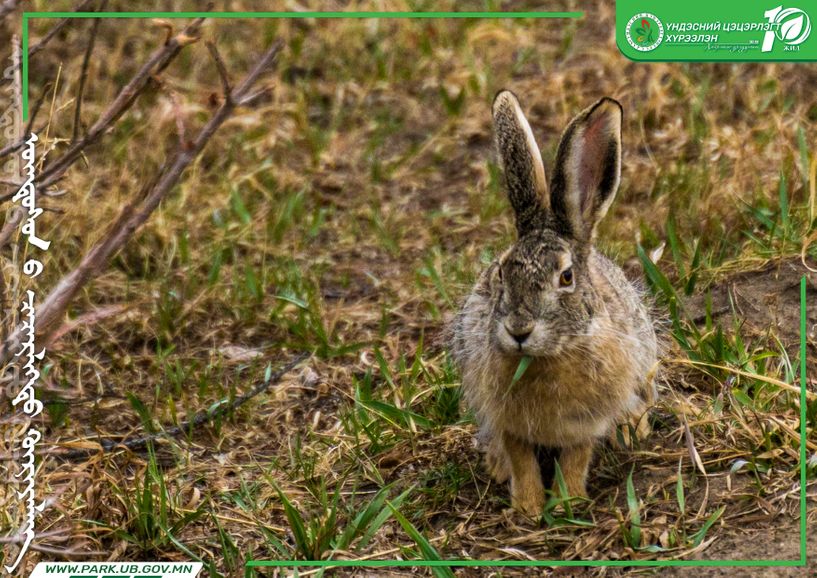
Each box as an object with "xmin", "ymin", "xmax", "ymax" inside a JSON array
[
  {"xmin": 206, "ymin": 40, "xmax": 232, "ymax": 100},
  {"xmin": 151, "ymin": 18, "xmax": 175, "ymax": 45},
  {"xmin": 23, "ymin": 80, "xmax": 49, "ymax": 138},
  {"xmin": 0, "ymin": 207, "xmax": 24, "ymax": 247},
  {"xmin": 0, "ymin": 139, "xmax": 25, "ymax": 163},
  {"xmin": 0, "ymin": 532, "xmax": 105, "ymax": 557},
  {"xmin": 31, "ymin": 16, "xmax": 207, "ymax": 190},
  {"xmin": 0, "ymin": 83, "xmax": 50, "ymax": 163},
  {"xmin": 231, "ymin": 41, "xmax": 283, "ymax": 101},
  {"xmin": 235, "ymin": 88, "xmax": 271, "ymax": 107},
  {"xmin": 0, "ymin": 40, "xmax": 283, "ymax": 362},
  {"xmin": 27, "ymin": 0, "xmax": 96, "ymax": 59},
  {"xmin": 53, "ymin": 352, "xmax": 308, "ymax": 460},
  {"xmin": 28, "ymin": 543, "xmax": 106, "ymax": 557},
  {"xmin": 71, "ymin": 2, "xmax": 106, "ymax": 143},
  {"xmin": 0, "ymin": 529, "xmax": 76, "ymax": 544}
]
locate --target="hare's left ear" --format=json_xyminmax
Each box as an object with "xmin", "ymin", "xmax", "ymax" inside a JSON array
[{"xmin": 549, "ymin": 98, "xmax": 622, "ymax": 241}]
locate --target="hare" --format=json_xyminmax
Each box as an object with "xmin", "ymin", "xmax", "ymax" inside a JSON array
[{"xmin": 452, "ymin": 91, "xmax": 657, "ymax": 516}]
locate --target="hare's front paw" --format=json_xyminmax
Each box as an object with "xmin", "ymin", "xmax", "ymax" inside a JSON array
[{"xmin": 511, "ymin": 477, "xmax": 544, "ymax": 517}]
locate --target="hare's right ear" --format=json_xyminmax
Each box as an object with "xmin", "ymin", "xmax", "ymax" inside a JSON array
[{"xmin": 492, "ymin": 90, "xmax": 548, "ymax": 235}]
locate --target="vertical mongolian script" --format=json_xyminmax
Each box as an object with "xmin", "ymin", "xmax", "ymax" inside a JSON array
[{"xmin": 4, "ymin": 133, "xmax": 49, "ymax": 575}]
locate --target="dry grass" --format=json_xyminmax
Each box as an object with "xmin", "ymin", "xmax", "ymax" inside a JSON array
[{"xmin": 1, "ymin": 1, "xmax": 816, "ymax": 576}]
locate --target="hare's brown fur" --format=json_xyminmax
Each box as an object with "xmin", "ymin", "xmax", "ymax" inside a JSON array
[{"xmin": 452, "ymin": 91, "xmax": 657, "ymax": 515}]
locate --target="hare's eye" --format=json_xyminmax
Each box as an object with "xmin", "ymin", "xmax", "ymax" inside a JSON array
[{"xmin": 559, "ymin": 267, "xmax": 573, "ymax": 287}]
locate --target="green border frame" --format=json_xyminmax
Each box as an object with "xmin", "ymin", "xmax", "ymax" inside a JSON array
[{"xmin": 17, "ymin": 7, "xmax": 809, "ymax": 573}]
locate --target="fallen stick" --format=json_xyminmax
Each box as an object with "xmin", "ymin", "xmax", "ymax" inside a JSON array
[{"xmin": 51, "ymin": 351, "xmax": 308, "ymax": 460}]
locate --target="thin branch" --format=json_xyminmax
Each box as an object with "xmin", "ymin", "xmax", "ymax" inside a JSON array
[
  {"xmin": 0, "ymin": 529, "xmax": 75, "ymax": 544},
  {"xmin": 23, "ymin": 81, "xmax": 49, "ymax": 138},
  {"xmin": 52, "ymin": 352, "xmax": 308, "ymax": 460},
  {"xmin": 2, "ymin": 0, "xmax": 105, "ymax": 93},
  {"xmin": 0, "ymin": 206, "xmax": 24, "ymax": 247},
  {"xmin": 27, "ymin": 0, "xmax": 96, "ymax": 59},
  {"xmin": 0, "ymin": 40, "xmax": 283, "ymax": 362},
  {"xmin": 0, "ymin": 537, "xmax": 105, "ymax": 557},
  {"xmin": 1, "ymin": 0, "xmax": 100, "ymax": 161},
  {"xmin": 0, "ymin": 139, "xmax": 25, "ymax": 164},
  {"xmin": 31, "ymin": 16, "xmax": 207, "ymax": 190},
  {"xmin": 71, "ymin": 2, "xmax": 106, "ymax": 143},
  {"xmin": 206, "ymin": 40, "xmax": 232, "ymax": 101},
  {"xmin": 236, "ymin": 88, "xmax": 271, "ymax": 107},
  {"xmin": 231, "ymin": 41, "xmax": 284, "ymax": 101},
  {"xmin": 0, "ymin": 83, "xmax": 50, "ymax": 162},
  {"xmin": 153, "ymin": 2, "xmax": 214, "ymax": 76}
]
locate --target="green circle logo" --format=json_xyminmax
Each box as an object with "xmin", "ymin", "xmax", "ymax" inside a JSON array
[
  {"xmin": 773, "ymin": 8, "xmax": 811, "ymax": 44},
  {"xmin": 625, "ymin": 12, "xmax": 664, "ymax": 52}
]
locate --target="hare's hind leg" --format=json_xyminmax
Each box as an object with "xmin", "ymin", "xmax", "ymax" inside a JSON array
[{"xmin": 502, "ymin": 432, "xmax": 544, "ymax": 516}]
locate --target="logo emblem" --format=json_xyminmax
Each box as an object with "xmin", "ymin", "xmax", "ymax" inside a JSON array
[
  {"xmin": 762, "ymin": 6, "xmax": 811, "ymax": 52},
  {"xmin": 625, "ymin": 12, "xmax": 665, "ymax": 51}
]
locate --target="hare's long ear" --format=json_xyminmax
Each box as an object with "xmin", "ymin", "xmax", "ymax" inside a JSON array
[
  {"xmin": 549, "ymin": 97, "xmax": 622, "ymax": 241},
  {"xmin": 492, "ymin": 90, "xmax": 548, "ymax": 235}
]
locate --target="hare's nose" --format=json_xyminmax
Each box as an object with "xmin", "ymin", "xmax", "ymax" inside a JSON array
[{"xmin": 505, "ymin": 323, "xmax": 533, "ymax": 344}]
